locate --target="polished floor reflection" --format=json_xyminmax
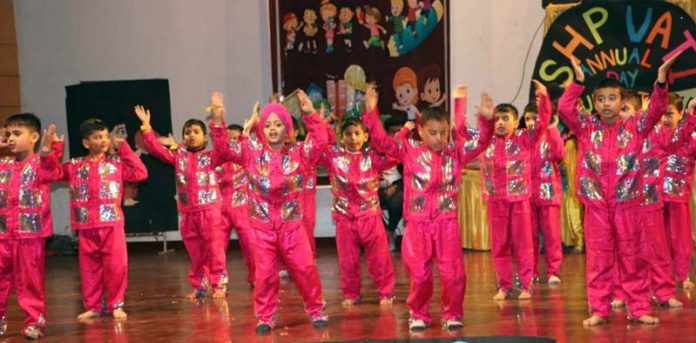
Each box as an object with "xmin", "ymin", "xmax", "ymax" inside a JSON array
[{"xmin": 1, "ymin": 245, "xmax": 695, "ymax": 342}]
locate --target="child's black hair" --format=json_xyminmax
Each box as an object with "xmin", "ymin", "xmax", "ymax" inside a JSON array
[
  {"xmin": 593, "ymin": 78, "xmax": 624, "ymax": 98},
  {"xmin": 668, "ymin": 92, "xmax": 684, "ymax": 112},
  {"xmin": 341, "ymin": 117, "xmax": 366, "ymax": 134},
  {"xmin": 5, "ymin": 112, "xmax": 41, "ymax": 133},
  {"xmin": 79, "ymin": 118, "xmax": 109, "ymax": 139},
  {"xmin": 420, "ymin": 107, "xmax": 449, "ymax": 125},
  {"xmin": 183, "ymin": 119, "xmax": 207, "ymax": 136},
  {"xmin": 227, "ymin": 124, "xmax": 244, "ymax": 132},
  {"xmin": 494, "ymin": 103, "xmax": 519, "ymax": 119}
]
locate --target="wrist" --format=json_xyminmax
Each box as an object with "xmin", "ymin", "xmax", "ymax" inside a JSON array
[{"xmin": 140, "ymin": 123, "xmax": 152, "ymax": 131}]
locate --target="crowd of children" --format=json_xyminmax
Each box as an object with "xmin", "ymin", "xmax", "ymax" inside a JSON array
[{"xmin": 0, "ymin": 51, "xmax": 694, "ymax": 339}]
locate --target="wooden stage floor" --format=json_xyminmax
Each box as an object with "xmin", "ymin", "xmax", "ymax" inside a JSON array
[{"xmin": 2, "ymin": 244, "xmax": 696, "ymax": 342}]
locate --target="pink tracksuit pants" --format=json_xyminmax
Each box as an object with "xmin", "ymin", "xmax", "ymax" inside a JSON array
[
  {"xmin": 78, "ymin": 226, "xmax": 128, "ymax": 313},
  {"xmin": 531, "ymin": 204, "xmax": 562, "ymax": 278},
  {"xmin": 488, "ymin": 200, "xmax": 535, "ymax": 292},
  {"xmin": 0, "ymin": 239, "xmax": 46, "ymax": 329}
]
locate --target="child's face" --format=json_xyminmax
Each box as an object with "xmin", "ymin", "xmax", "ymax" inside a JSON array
[
  {"xmin": 227, "ymin": 129, "xmax": 242, "ymax": 141},
  {"xmin": 341, "ymin": 124, "xmax": 368, "ymax": 152},
  {"xmin": 284, "ymin": 17, "xmax": 298, "ymax": 31},
  {"xmin": 418, "ymin": 119, "xmax": 448, "ymax": 152},
  {"xmin": 339, "ymin": 7, "xmax": 353, "ymax": 23},
  {"xmin": 321, "ymin": 8, "xmax": 336, "ymax": 21},
  {"xmin": 82, "ymin": 129, "xmax": 111, "ymax": 156},
  {"xmin": 304, "ymin": 9, "xmax": 317, "ymax": 23},
  {"xmin": 365, "ymin": 12, "xmax": 377, "ymax": 24},
  {"xmin": 395, "ymin": 83, "xmax": 417, "ymax": 106},
  {"xmin": 391, "ymin": 3, "xmax": 403, "ymax": 15},
  {"xmin": 593, "ymin": 87, "xmax": 622, "ymax": 123},
  {"xmin": 183, "ymin": 124, "xmax": 206, "ymax": 150},
  {"xmin": 263, "ymin": 113, "xmax": 287, "ymax": 146},
  {"xmin": 494, "ymin": 111, "xmax": 519, "ymax": 137},
  {"xmin": 5, "ymin": 125, "xmax": 39, "ymax": 156},
  {"xmin": 420, "ymin": 79, "xmax": 441, "ymax": 104},
  {"xmin": 523, "ymin": 111, "xmax": 538, "ymax": 130},
  {"xmin": 661, "ymin": 104, "xmax": 683, "ymax": 129},
  {"xmin": 620, "ymin": 102, "xmax": 638, "ymax": 119}
]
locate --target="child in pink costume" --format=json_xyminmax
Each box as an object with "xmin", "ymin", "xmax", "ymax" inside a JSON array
[
  {"xmin": 210, "ymin": 91, "xmax": 329, "ymax": 333},
  {"xmin": 558, "ymin": 54, "xmax": 678, "ymax": 326},
  {"xmin": 0, "ymin": 115, "xmax": 63, "ymax": 340},
  {"xmin": 482, "ymin": 81, "xmax": 551, "ymax": 301},
  {"xmin": 135, "ymin": 106, "xmax": 227, "ymax": 299},
  {"xmin": 41, "ymin": 119, "xmax": 147, "ymax": 320},
  {"xmin": 361, "ymin": 85, "xmax": 494, "ymax": 331},
  {"xmin": 319, "ymin": 117, "xmax": 397, "ymax": 306}
]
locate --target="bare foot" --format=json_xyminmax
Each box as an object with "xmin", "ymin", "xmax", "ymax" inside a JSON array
[
  {"xmin": 493, "ymin": 289, "xmax": 507, "ymax": 301},
  {"xmin": 633, "ymin": 315, "xmax": 659, "ymax": 325},
  {"xmin": 665, "ymin": 298, "xmax": 683, "ymax": 308},
  {"xmin": 112, "ymin": 308, "xmax": 128, "ymax": 320},
  {"xmin": 212, "ymin": 289, "xmax": 227, "ymax": 299},
  {"xmin": 518, "ymin": 290, "xmax": 532, "ymax": 300},
  {"xmin": 342, "ymin": 298, "xmax": 358, "ymax": 307},
  {"xmin": 548, "ymin": 275, "xmax": 561, "ymax": 285},
  {"xmin": 77, "ymin": 310, "xmax": 100, "ymax": 321},
  {"xmin": 611, "ymin": 299, "xmax": 625, "ymax": 308},
  {"xmin": 379, "ymin": 297, "xmax": 393, "ymax": 306},
  {"xmin": 683, "ymin": 279, "xmax": 695, "ymax": 291},
  {"xmin": 582, "ymin": 315, "xmax": 607, "ymax": 327}
]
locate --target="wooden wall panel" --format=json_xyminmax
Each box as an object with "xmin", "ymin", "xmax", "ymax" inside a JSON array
[{"xmin": 0, "ymin": 0, "xmax": 19, "ymax": 123}]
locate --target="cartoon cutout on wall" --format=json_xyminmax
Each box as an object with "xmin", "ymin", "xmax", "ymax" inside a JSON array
[
  {"xmin": 392, "ymin": 66, "xmax": 420, "ymax": 121},
  {"xmin": 356, "ymin": 6, "xmax": 387, "ymax": 50},
  {"xmin": 337, "ymin": 4, "xmax": 354, "ymax": 52},
  {"xmin": 418, "ymin": 63, "xmax": 447, "ymax": 109},
  {"xmin": 386, "ymin": 0, "xmax": 407, "ymax": 50},
  {"xmin": 283, "ymin": 13, "xmax": 300, "ymax": 56},
  {"xmin": 387, "ymin": 0, "xmax": 444, "ymax": 57},
  {"xmin": 298, "ymin": 7, "xmax": 319, "ymax": 54},
  {"xmin": 321, "ymin": 1, "xmax": 338, "ymax": 53}
]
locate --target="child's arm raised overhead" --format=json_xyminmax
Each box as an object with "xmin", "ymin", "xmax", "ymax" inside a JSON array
[
  {"xmin": 639, "ymin": 51, "xmax": 683, "ymax": 136},
  {"xmin": 113, "ymin": 136, "xmax": 148, "ymax": 183},
  {"xmin": 209, "ymin": 97, "xmax": 250, "ymax": 167},
  {"xmin": 528, "ymin": 80, "xmax": 552, "ymax": 145},
  {"xmin": 298, "ymin": 90, "xmax": 329, "ymax": 166},
  {"xmin": 557, "ymin": 59, "xmax": 587, "ymax": 135},
  {"xmin": 457, "ymin": 92, "xmax": 495, "ymax": 164},
  {"xmin": 361, "ymin": 84, "xmax": 404, "ymax": 161},
  {"xmin": 135, "ymin": 105, "xmax": 176, "ymax": 166},
  {"xmin": 547, "ymin": 117, "xmax": 566, "ymax": 162},
  {"xmin": 39, "ymin": 124, "xmax": 68, "ymax": 182}
]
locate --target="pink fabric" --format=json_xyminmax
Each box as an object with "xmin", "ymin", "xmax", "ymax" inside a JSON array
[
  {"xmin": 640, "ymin": 208, "xmax": 676, "ymax": 302},
  {"xmin": 78, "ymin": 226, "xmax": 128, "ymax": 312},
  {"xmin": 361, "ymin": 107, "xmax": 494, "ymax": 222},
  {"xmin": 584, "ymin": 206, "xmax": 650, "ymax": 319},
  {"xmin": 480, "ymin": 93, "xmax": 551, "ymax": 203},
  {"xmin": 219, "ymin": 208, "xmax": 256, "ymax": 284},
  {"xmin": 252, "ymin": 222, "xmax": 325, "ymax": 323},
  {"xmin": 488, "ymin": 200, "xmax": 534, "ymax": 291},
  {"xmin": 181, "ymin": 208, "xmax": 225, "ymax": 290},
  {"xmin": 0, "ymin": 239, "xmax": 46, "ymax": 329},
  {"xmin": 531, "ymin": 204, "xmax": 562, "ymax": 277},
  {"xmin": 661, "ymin": 114, "xmax": 696, "ymax": 203},
  {"xmin": 255, "ymin": 103, "xmax": 295, "ymax": 144},
  {"xmin": 530, "ymin": 128, "xmax": 565, "ymax": 206},
  {"xmin": 335, "ymin": 214, "xmax": 394, "ymax": 301},
  {"xmin": 664, "ymin": 201, "xmax": 693, "ymax": 281},
  {"xmin": 142, "ymin": 130, "xmax": 224, "ymax": 213},
  {"xmin": 402, "ymin": 218, "xmax": 465, "ymax": 323},
  {"xmin": 42, "ymin": 141, "xmax": 147, "ymax": 230},
  {"xmin": 304, "ymin": 168, "xmax": 317, "ymax": 258},
  {"xmin": 557, "ymin": 81, "xmax": 668, "ymax": 209}
]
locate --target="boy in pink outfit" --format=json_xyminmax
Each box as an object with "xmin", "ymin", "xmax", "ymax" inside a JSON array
[
  {"xmin": 319, "ymin": 117, "xmax": 397, "ymax": 307},
  {"xmin": 558, "ymin": 53, "xmax": 679, "ymax": 326},
  {"xmin": 0, "ymin": 114, "xmax": 63, "ymax": 340},
  {"xmin": 134, "ymin": 106, "xmax": 227, "ymax": 299},
  {"xmin": 481, "ymin": 81, "xmax": 551, "ymax": 301},
  {"xmin": 41, "ymin": 119, "xmax": 148, "ymax": 321},
  {"xmin": 660, "ymin": 96, "xmax": 696, "ymax": 291},
  {"xmin": 361, "ymin": 84, "xmax": 494, "ymax": 331},
  {"xmin": 524, "ymin": 102, "xmax": 565, "ymax": 285},
  {"xmin": 210, "ymin": 91, "xmax": 328, "ymax": 333},
  {"xmin": 215, "ymin": 121, "xmax": 256, "ymax": 287}
]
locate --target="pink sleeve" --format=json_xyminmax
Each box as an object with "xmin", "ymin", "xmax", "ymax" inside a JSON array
[
  {"xmin": 210, "ymin": 122, "xmax": 248, "ymax": 167},
  {"xmin": 302, "ymin": 112, "xmax": 328, "ymax": 166},
  {"xmin": 527, "ymin": 92, "xmax": 551, "ymax": 147},
  {"xmin": 638, "ymin": 82, "xmax": 669, "ymax": 136},
  {"xmin": 39, "ymin": 141, "xmax": 68, "ymax": 182},
  {"xmin": 142, "ymin": 129, "xmax": 175, "ymax": 166},
  {"xmin": 372, "ymin": 151, "xmax": 399, "ymax": 173},
  {"xmin": 558, "ymin": 81, "xmax": 585, "ymax": 135},
  {"xmin": 327, "ymin": 125, "xmax": 337, "ymax": 146},
  {"xmin": 457, "ymin": 115, "xmax": 494, "ymax": 164},
  {"xmin": 547, "ymin": 128, "xmax": 566, "ymax": 161},
  {"xmin": 117, "ymin": 141, "xmax": 148, "ymax": 182},
  {"xmin": 361, "ymin": 108, "xmax": 403, "ymax": 161}
]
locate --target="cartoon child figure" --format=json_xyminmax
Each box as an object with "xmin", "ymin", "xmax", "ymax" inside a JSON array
[
  {"xmin": 386, "ymin": 0, "xmax": 406, "ymax": 48},
  {"xmin": 337, "ymin": 5, "xmax": 354, "ymax": 52},
  {"xmin": 357, "ymin": 6, "xmax": 387, "ymax": 50},
  {"xmin": 418, "ymin": 64, "xmax": 447, "ymax": 109},
  {"xmin": 392, "ymin": 66, "xmax": 420, "ymax": 121},
  {"xmin": 298, "ymin": 8, "xmax": 319, "ymax": 54},
  {"xmin": 406, "ymin": 0, "xmax": 422, "ymax": 36},
  {"xmin": 320, "ymin": 1, "xmax": 338, "ymax": 53},
  {"xmin": 283, "ymin": 13, "xmax": 299, "ymax": 55}
]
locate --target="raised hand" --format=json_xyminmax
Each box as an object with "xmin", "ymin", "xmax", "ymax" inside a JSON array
[
  {"xmin": 297, "ymin": 90, "xmax": 315, "ymax": 114},
  {"xmin": 210, "ymin": 91, "xmax": 224, "ymax": 108},
  {"xmin": 453, "ymin": 85, "xmax": 467, "ymax": 99},
  {"xmin": 657, "ymin": 50, "xmax": 683, "ymax": 83},
  {"xmin": 134, "ymin": 105, "xmax": 151, "ymax": 126},
  {"xmin": 41, "ymin": 124, "xmax": 63, "ymax": 154},
  {"xmin": 532, "ymin": 79, "xmax": 548, "ymax": 97},
  {"xmin": 404, "ymin": 121, "xmax": 416, "ymax": 131},
  {"xmin": 243, "ymin": 102, "xmax": 260, "ymax": 136},
  {"xmin": 365, "ymin": 84, "xmax": 379, "ymax": 113},
  {"xmin": 476, "ymin": 92, "xmax": 495, "ymax": 120},
  {"xmin": 570, "ymin": 58, "xmax": 585, "ymax": 83}
]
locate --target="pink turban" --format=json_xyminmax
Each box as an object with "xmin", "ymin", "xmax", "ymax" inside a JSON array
[{"xmin": 255, "ymin": 103, "xmax": 294, "ymax": 143}]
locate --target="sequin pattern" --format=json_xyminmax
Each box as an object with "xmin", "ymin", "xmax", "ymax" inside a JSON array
[
  {"xmin": 412, "ymin": 173, "xmax": 428, "ymax": 190},
  {"xmin": 177, "ymin": 154, "xmax": 188, "ymax": 173},
  {"xmin": 19, "ymin": 189, "xmax": 41, "ymax": 208},
  {"xmin": 616, "ymin": 177, "xmax": 640, "ymax": 201},
  {"xmin": 334, "ymin": 156, "xmax": 350, "ymax": 173},
  {"xmin": 76, "ymin": 164, "xmax": 90, "ymax": 180},
  {"xmin": 252, "ymin": 176, "xmax": 271, "ymax": 196},
  {"xmin": 540, "ymin": 161, "xmax": 554, "ymax": 178},
  {"xmin": 616, "ymin": 153, "xmax": 638, "ymax": 176},
  {"xmin": 438, "ymin": 194, "xmax": 455, "ymax": 212},
  {"xmin": 0, "ymin": 189, "xmax": 6, "ymax": 208},
  {"xmin": 583, "ymin": 152, "xmax": 602, "ymax": 175},
  {"xmin": 590, "ymin": 129, "xmax": 604, "ymax": 149},
  {"xmin": 666, "ymin": 155, "xmax": 690, "ymax": 175},
  {"xmin": 505, "ymin": 140, "xmax": 520, "ymax": 156},
  {"xmin": 580, "ymin": 176, "xmax": 603, "ymax": 200},
  {"xmin": 663, "ymin": 176, "xmax": 686, "ymax": 196},
  {"xmin": 359, "ymin": 197, "xmax": 379, "ymax": 212},
  {"xmin": 176, "ymin": 173, "xmax": 187, "ymax": 187},
  {"xmin": 250, "ymin": 199, "xmax": 270, "ymax": 221},
  {"xmin": 282, "ymin": 174, "xmax": 303, "ymax": 194},
  {"xmin": 99, "ymin": 162, "xmax": 118, "ymax": 177},
  {"xmin": 99, "ymin": 204, "xmax": 120, "ymax": 222},
  {"xmin": 197, "ymin": 189, "xmax": 218, "ymax": 205},
  {"xmin": 74, "ymin": 206, "xmax": 89, "ymax": 224},
  {"xmin": 281, "ymin": 154, "xmax": 299, "ymax": 174},
  {"xmin": 642, "ymin": 157, "xmax": 660, "ymax": 177},
  {"xmin": 539, "ymin": 141, "xmax": 550, "ymax": 159},
  {"xmin": 0, "ymin": 170, "xmax": 11, "ymax": 184},
  {"xmin": 281, "ymin": 199, "xmax": 302, "ymax": 221},
  {"xmin": 357, "ymin": 177, "xmax": 378, "ymax": 195},
  {"xmin": 539, "ymin": 183, "xmax": 555, "ymax": 199},
  {"xmin": 18, "ymin": 213, "xmax": 41, "ymax": 233},
  {"xmin": 196, "ymin": 171, "xmax": 217, "ymax": 186},
  {"xmin": 197, "ymin": 154, "xmax": 211, "ymax": 169},
  {"xmin": 99, "ymin": 181, "xmax": 120, "ymax": 200},
  {"xmin": 333, "ymin": 196, "xmax": 349, "ymax": 216},
  {"xmin": 506, "ymin": 160, "xmax": 526, "ymax": 177},
  {"xmin": 409, "ymin": 195, "xmax": 426, "ymax": 213},
  {"xmin": 507, "ymin": 178, "xmax": 527, "ymax": 196},
  {"xmin": 483, "ymin": 179, "xmax": 495, "ymax": 196},
  {"xmin": 255, "ymin": 152, "xmax": 271, "ymax": 176},
  {"xmin": 70, "ymin": 184, "xmax": 89, "ymax": 202},
  {"xmin": 20, "ymin": 164, "xmax": 37, "ymax": 187},
  {"xmin": 642, "ymin": 184, "xmax": 659, "ymax": 205},
  {"xmin": 616, "ymin": 126, "xmax": 633, "ymax": 149},
  {"xmin": 231, "ymin": 191, "xmax": 248, "ymax": 207}
]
